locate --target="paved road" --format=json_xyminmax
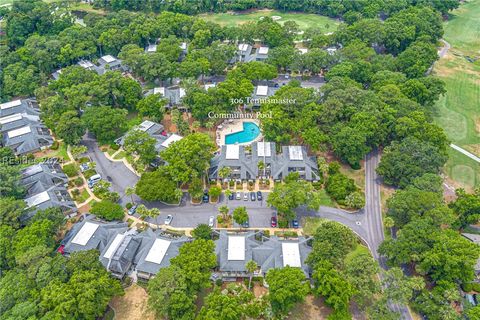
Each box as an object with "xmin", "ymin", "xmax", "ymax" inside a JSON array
[
  {"xmin": 365, "ymin": 150, "xmax": 412, "ymax": 320},
  {"xmin": 364, "ymin": 150, "xmax": 385, "ymax": 258},
  {"xmin": 81, "ymin": 133, "xmax": 139, "ymax": 205}
]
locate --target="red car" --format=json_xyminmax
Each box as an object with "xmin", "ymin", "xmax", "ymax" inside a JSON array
[{"xmin": 271, "ymin": 216, "xmax": 277, "ymax": 228}]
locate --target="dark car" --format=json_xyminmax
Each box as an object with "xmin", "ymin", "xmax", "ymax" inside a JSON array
[
  {"xmin": 228, "ymin": 192, "xmax": 234, "ymax": 200},
  {"xmin": 271, "ymin": 216, "xmax": 277, "ymax": 228},
  {"xmin": 202, "ymin": 192, "xmax": 209, "ymax": 203},
  {"xmin": 242, "ymin": 219, "xmax": 250, "ymax": 228},
  {"xmin": 291, "ymin": 219, "xmax": 299, "ymax": 228},
  {"xmin": 250, "ymin": 192, "xmax": 256, "ymax": 201},
  {"xmin": 256, "ymin": 191, "xmax": 262, "ymax": 201}
]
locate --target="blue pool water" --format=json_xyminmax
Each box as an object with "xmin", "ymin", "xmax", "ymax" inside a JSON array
[{"xmin": 225, "ymin": 122, "xmax": 260, "ymax": 144}]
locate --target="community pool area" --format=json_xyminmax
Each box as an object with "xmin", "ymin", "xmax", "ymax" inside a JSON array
[{"xmin": 225, "ymin": 122, "xmax": 261, "ymax": 144}]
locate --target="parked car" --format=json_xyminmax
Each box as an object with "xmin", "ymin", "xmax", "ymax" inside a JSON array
[
  {"xmin": 127, "ymin": 205, "xmax": 138, "ymax": 215},
  {"xmin": 271, "ymin": 216, "xmax": 277, "ymax": 228},
  {"xmin": 243, "ymin": 192, "xmax": 248, "ymax": 201},
  {"xmin": 165, "ymin": 215, "xmax": 173, "ymax": 225},
  {"xmin": 235, "ymin": 192, "xmax": 241, "ymax": 200},
  {"xmin": 250, "ymin": 192, "xmax": 256, "ymax": 201},
  {"xmin": 291, "ymin": 219, "xmax": 299, "ymax": 228},
  {"xmin": 87, "ymin": 174, "xmax": 101, "ymax": 188},
  {"xmin": 256, "ymin": 191, "xmax": 263, "ymax": 201},
  {"xmin": 202, "ymin": 192, "xmax": 209, "ymax": 203},
  {"xmin": 242, "ymin": 219, "xmax": 249, "ymax": 228},
  {"xmin": 228, "ymin": 192, "xmax": 234, "ymax": 200},
  {"xmin": 79, "ymin": 163, "xmax": 90, "ymax": 172},
  {"xmin": 208, "ymin": 216, "xmax": 215, "ymax": 227}
]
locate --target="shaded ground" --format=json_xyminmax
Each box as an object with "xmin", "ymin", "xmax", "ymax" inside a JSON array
[
  {"xmin": 109, "ymin": 284, "xmax": 154, "ymax": 320},
  {"xmin": 287, "ymin": 295, "xmax": 332, "ymax": 320}
]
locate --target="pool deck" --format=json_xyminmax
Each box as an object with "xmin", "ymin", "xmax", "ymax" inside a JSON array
[{"xmin": 216, "ymin": 119, "xmax": 262, "ymax": 147}]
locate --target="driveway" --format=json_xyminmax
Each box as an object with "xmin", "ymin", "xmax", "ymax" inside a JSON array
[{"xmin": 81, "ymin": 133, "xmax": 139, "ymax": 205}]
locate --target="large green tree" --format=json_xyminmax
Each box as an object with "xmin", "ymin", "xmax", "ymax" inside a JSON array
[
  {"xmin": 82, "ymin": 106, "xmax": 128, "ymax": 144},
  {"xmin": 147, "ymin": 265, "xmax": 196, "ymax": 320},
  {"xmin": 160, "ymin": 133, "xmax": 215, "ymax": 185},
  {"xmin": 266, "ymin": 266, "xmax": 310, "ymax": 316},
  {"xmin": 267, "ymin": 172, "xmax": 321, "ymax": 220}
]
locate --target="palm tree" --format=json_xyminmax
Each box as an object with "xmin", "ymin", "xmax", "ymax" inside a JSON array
[
  {"xmin": 225, "ymin": 189, "xmax": 233, "ymax": 203},
  {"xmin": 136, "ymin": 204, "xmax": 149, "ymax": 220},
  {"xmin": 148, "ymin": 208, "xmax": 161, "ymax": 229},
  {"xmin": 219, "ymin": 166, "xmax": 232, "ymax": 180},
  {"xmin": 245, "ymin": 260, "xmax": 258, "ymax": 289},
  {"xmin": 125, "ymin": 187, "xmax": 136, "ymax": 204},
  {"xmin": 219, "ymin": 205, "xmax": 229, "ymax": 220}
]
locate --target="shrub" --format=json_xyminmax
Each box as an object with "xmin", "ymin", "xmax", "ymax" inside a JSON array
[
  {"xmin": 50, "ymin": 141, "xmax": 59, "ymax": 150},
  {"xmin": 326, "ymin": 172, "xmax": 357, "ymax": 203},
  {"xmin": 125, "ymin": 202, "xmax": 133, "ymax": 210},
  {"xmin": 63, "ymin": 164, "xmax": 78, "ymax": 177},
  {"xmin": 90, "ymin": 200, "xmax": 124, "ymax": 221},
  {"xmin": 83, "ymin": 168, "xmax": 97, "ymax": 179},
  {"xmin": 472, "ymin": 283, "xmax": 480, "ymax": 292},
  {"xmin": 78, "ymin": 156, "xmax": 90, "ymax": 164},
  {"xmin": 110, "ymin": 143, "xmax": 120, "ymax": 151},
  {"xmin": 71, "ymin": 189, "xmax": 80, "ymax": 197},
  {"xmin": 278, "ymin": 217, "xmax": 289, "ymax": 228},
  {"xmin": 229, "ymin": 180, "xmax": 235, "ymax": 187},
  {"xmin": 463, "ymin": 283, "xmax": 473, "ymax": 292},
  {"xmin": 312, "ymin": 181, "xmax": 323, "ymax": 190},
  {"xmin": 74, "ymin": 177, "xmax": 83, "ymax": 187}
]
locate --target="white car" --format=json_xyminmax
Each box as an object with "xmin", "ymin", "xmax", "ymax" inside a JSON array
[
  {"xmin": 235, "ymin": 192, "xmax": 241, "ymax": 200},
  {"xmin": 165, "ymin": 215, "xmax": 173, "ymax": 225},
  {"xmin": 243, "ymin": 192, "xmax": 248, "ymax": 201},
  {"xmin": 208, "ymin": 216, "xmax": 215, "ymax": 227}
]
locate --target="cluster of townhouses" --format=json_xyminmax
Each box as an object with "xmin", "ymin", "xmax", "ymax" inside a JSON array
[
  {"xmin": 60, "ymin": 215, "xmax": 312, "ymax": 281},
  {"xmin": 20, "ymin": 160, "xmax": 77, "ymax": 221},
  {"xmin": 209, "ymin": 142, "xmax": 321, "ymax": 182},
  {"xmin": 0, "ymin": 98, "xmax": 53, "ymax": 155},
  {"xmin": 52, "ymin": 55, "xmax": 128, "ymax": 79}
]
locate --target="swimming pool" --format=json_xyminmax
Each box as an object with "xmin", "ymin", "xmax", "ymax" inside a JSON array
[{"xmin": 225, "ymin": 122, "xmax": 261, "ymax": 144}]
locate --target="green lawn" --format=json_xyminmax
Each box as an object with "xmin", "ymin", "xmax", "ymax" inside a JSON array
[
  {"xmin": 113, "ymin": 150, "xmax": 127, "ymax": 160},
  {"xmin": 199, "ymin": 10, "xmax": 339, "ymax": 32},
  {"xmin": 444, "ymin": 148, "xmax": 480, "ymax": 190},
  {"xmin": 302, "ymin": 217, "xmax": 324, "ymax": 236},
  {"xmin": 318, "ymin": 188, "xmax": 335, "ymax": 207},
  {"xmin": 433, "ymin": 0, "xmax": 480, "ymax": 190}
]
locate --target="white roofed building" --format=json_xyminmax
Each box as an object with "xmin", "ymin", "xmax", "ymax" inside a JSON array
[
  {"xmin": 134, "ymin": 229, "xmax": 190, "ymax": 280},
  {"xmin": 62, "ymin": 215, "xmax": 129, "ymax": 256}
]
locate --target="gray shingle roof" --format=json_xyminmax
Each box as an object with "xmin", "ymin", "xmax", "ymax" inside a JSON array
[
  {"xmin": 215, "ymin": 231, "xmax": 312, "ymax": 277},
  {"xmin": 100, "ymin": 230, "xmax": 141, "ymax": 278},
  {"xmin": 209, "ymin": 142, "xmax": 319, "ymax": 181},
  {"xmin": 0, "ymin": 99, "xmax": 53, "ymax": 155},
  {"xmin": 135, "ymin": 229, "xmax": 190, "ymax": 277},
  {"xmin": 20, "ymin": 160, "xmax": 76, "ymax": 220},
  {"xmin": 252, "ymin": 236, "xmax": 311, "ymax": 277},
  {"xmin": 215, "ymin": 231, "xmax": 262, "ymax": 273},
  {"xmin": 62, "ymin": 215, "xmax": 129, "ymax": 254}
]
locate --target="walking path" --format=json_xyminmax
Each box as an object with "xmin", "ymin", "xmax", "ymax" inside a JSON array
[{"xmin": 450, "ymin": 144, "xmax": 480, "ymax": 163}]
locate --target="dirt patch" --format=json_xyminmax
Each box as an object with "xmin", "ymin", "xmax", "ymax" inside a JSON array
[
  {"xmin": 253, "ymin": 283, "xmax": 268, "ymax": 297},
  {"xmin": 109, "ymin": 284, "xmax": 154, "ymax": 320},
  {"xmin": 287, "ymin": 295, "xmax": 332, "ymax": 320}
]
